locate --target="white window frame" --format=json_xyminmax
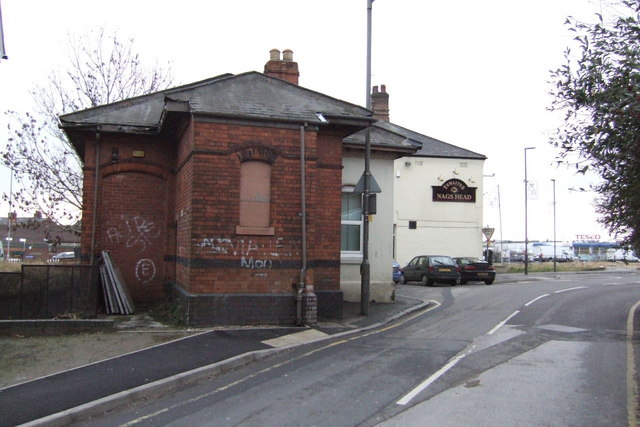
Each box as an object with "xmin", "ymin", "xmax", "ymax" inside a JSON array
[{"xmin": 341, "ymin": 186, "xmax": 363, "ymax": 261}]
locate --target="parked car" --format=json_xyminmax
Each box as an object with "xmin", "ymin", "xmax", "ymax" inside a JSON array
[
  {"xmin": 48, "ymin": 251, "xmax": 76, "ymax": 262},
  {"xmin": 453, "ymin": 257, "xmax": 496, "ymax": 285},
  {"xmin": 392, "ymin": 260, "xmax": 402, "ymax": 283},
  {"xmin": 400, "ymin": 255, "xmax": 460, "ymax": 286}
]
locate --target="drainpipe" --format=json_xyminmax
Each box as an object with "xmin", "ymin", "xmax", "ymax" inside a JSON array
[
  {"xmin": 89, "ymin": 131, "xmax": 100, "ymax": 265},
  {"xmin": 296, "ymin": 123, "xmax": 308, "ymax": 326}
]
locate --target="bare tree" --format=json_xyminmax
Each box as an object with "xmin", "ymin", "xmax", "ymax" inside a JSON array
[{"xmin": 2, "ymin": 28, "xmax": 173, "ymax": 229}]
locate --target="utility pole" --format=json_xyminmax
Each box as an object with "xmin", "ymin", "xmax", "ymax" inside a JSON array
[
  {"xmin": 524, "ymin": 147, "xmax": 536, "ymax": 275},
  {"xmin": 6, "ymin": 167, "xmax": 13, "ymax": 261},
  {"xmin": 361, "ymin": 0, "xmax": 374, "ymax": 315},
  {"xmin": 552, "ymin": 179, "xmax": 557, "ymax": 273}
]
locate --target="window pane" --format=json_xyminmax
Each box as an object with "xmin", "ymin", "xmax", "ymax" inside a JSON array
[
  {"xmin": 341, "ymin": 193, "xmax": 362, "ymax": 221},
  {"xmin": 341, "ymin": 224, "xmax": 361, "ymax": 251}
]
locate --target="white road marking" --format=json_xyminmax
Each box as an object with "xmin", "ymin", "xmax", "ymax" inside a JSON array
[
  {"xmin": 487, "ymin": 311, "xmax": 520, "ymax": 335},
  {"xmin": 396, "ymin": 352, "xmax": 467, "ymax": 406},
  {"xmin": 554, "ymin": 286, "xmax": 587, "ymax": 294},
  {"xmin": 524, "ymin": 294, "xmax": 549, "ymax": 307}
]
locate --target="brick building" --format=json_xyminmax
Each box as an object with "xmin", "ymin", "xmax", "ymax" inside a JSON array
[
  {"xmin": 0, "ymin": 212, "xmax": 80, "ymax": 261},
  {"xmin": 60, "ymin": 50, "xmax": 420, "ymax": 326}
]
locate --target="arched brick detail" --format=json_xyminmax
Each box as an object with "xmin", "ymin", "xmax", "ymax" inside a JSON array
[
  {"xmin": 101, "ymin": 162, "xmax": 169, "ymax": 181},
  {"xmin": 235, "ymin": 144, "xmax": 280, "ymax": 164}
]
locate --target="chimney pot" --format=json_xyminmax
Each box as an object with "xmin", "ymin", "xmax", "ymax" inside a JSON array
[
  {"xmin": 264, "ymin": 48, "xmax": 299, "ymax": 85},
  {"xmin": 269, "ymin": 49, "xmax": 281, "ymax": 61},
  {"xmin": 371, "ymin": 83, "xmax": 390, "ymax": 122}
]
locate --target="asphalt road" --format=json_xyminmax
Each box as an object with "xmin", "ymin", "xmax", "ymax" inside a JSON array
[{"xmin": 74, "ymin": 270, "xmax": 640, "ymax": 427}]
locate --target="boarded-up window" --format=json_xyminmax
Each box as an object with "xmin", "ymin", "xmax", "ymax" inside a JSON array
[{"xmin": 236, "ymin": 161, "xmax": 274, "ymax": 235}]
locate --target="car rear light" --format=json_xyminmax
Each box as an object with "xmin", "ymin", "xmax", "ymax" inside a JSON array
[
  {"xmin": 487, "ymin": 265, "xmax": 495, "ymax": 270},
  {"xmin": 463, "ymin": 265, "xmax": 476, "ymax": 270}
]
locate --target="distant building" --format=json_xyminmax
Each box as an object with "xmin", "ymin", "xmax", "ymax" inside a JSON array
[{"xmin": 0, "ymin": 212, "xmax": 80, "ymax": 261}]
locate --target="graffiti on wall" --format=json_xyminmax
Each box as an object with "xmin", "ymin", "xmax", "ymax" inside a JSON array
[
  {"xmin": 135, "ymin": 258, "xmax": 157, "ymax": 283},
  {"xmin": 106, "ymin": 215, "xmax": 160, "ymax": 284},
  {"xmin": 106, "ymin": 215, "xmax": 161, "ymax": 254},
  {"xmin": 197, "ymin": 237, "xmax": 300, "ymax": 270}
]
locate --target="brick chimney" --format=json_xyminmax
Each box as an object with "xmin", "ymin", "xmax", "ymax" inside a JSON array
[
  {"xmin": 371, "ymin": 85, "xmax": 390, "ymax": 122},
  {"xmin": 264, "ymin": 48, "xmax": 299, "ymax": 85}
]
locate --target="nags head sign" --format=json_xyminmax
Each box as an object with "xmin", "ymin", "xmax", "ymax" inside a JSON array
[{"xmin": 432, "ymin": 179, "xmax": 477, "ymax": 203}]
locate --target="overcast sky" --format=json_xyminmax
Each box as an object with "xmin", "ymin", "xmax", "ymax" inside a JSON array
[{"xmin": 0, "ymin": 0, "xmax": 623, "ymax": 243}]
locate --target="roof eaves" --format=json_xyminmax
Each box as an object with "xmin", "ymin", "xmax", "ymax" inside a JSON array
[
  {"xmin": 59, "ymin": 122, "xmax": 161, "ymax": 135},
  {"xmin": 192, "ymin": 110, "xmax": 374, "ymax": 127},
  {"xmin": 413, "ymin": 152, "xmax": 487, "ymax": 160}
]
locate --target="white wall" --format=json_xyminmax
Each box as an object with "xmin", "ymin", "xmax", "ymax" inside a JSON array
[
  {"xmin": 340, "ymin": 152, "xmax": 396, "ymax": 303},
  {"xmin": 394, "ymin": 156, "xmax": 485, "ymax": 266}
]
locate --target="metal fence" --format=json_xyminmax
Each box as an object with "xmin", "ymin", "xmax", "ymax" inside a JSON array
[{"xmin": 0, "ymin": 264, "xmax": 99, "ymax": 319}]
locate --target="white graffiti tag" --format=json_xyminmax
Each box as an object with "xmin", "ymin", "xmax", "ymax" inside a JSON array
[
  {"xmin": 106, "ymin": 215, "xmax": 161, "ymax": 253},
  {"xmin": 135, "ymin": 259, "xmax": 157, "ymax": 284},
  {"xmin": 197, "ymin": 237, "xmax": 299, "ymax": 269}
]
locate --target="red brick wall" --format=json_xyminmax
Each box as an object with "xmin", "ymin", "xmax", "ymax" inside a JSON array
[
  {"xmin": 78, "ymin": 117, "xmax": 346, "ymax": 316},
  {"xmin": 80, "ymin": 133, "xmax": 175, "ymax": 303},
  {"xmin": 175, "ymin": 122, "xmax": 195, "ymax": 291},
  {"xmin": 310, "ymin": 129, "xmax": 343, "ymax": 290},
  {"xmin": 183, "ymin": 120, "xmax": 343, "ymax": 296}
]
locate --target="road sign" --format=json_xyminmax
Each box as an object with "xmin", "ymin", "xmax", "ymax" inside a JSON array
[{"xmin": 482, "ymin": 227, "xmax": 495, "ymax": 240}]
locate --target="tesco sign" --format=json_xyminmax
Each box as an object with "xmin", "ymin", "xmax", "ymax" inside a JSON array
[{"xmin": 575, "ymin": 234, "xmax": 601, "ymax": 240}]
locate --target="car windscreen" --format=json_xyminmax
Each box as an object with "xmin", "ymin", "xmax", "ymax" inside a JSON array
[{"xmin": 431, "ymin": 256, "xmax": 455, "ymax": 266}]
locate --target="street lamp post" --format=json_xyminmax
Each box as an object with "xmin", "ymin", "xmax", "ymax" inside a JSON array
[
  {"xmin": 551, "ymin": 179, "xmax": 557, "ymax": 273},
  {"xmin": 6, "ymin": 167, "xmax": 13, "ymax": 262},
  {"xmin": 360, "ymin": 0, "xmax": 374, "ymax": 316},
  {"xmin": 524, "ymin": 147, "xmax": 536, "ymax": 275}
]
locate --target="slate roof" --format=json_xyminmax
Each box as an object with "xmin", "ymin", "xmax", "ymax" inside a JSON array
[
  {"xmin": 59, "ymin": 72, "xmax": 374, "ymax": 132},
  {"xmin": 343, "ymin": 121, "xmax": 421, "ymax": 154},
  {"xmin": 59, "ymin": 70, "xmax": 483, "ymax": 160},
  {"xmin": 344, "ymin": 120, "xmax": 486, "ymax": 160}
]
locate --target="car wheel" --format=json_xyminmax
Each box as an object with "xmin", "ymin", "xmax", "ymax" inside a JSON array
[
  {"xmin": 423, "ymin": 276, "xmax": 434, "ymax": 286},
  {"xmin": 453, "ymin": 274, "xmax": 461, "ymax": 286},
  {"xmin": 485, "ymin": 279, "xmax": 494, "ymax": 285},
  {"xmin": 400, "ymin": 274, "xmax": 407, "ymax": 285}
]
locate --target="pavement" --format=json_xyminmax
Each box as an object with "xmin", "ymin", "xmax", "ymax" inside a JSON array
[{"xmin": 0, "ymin": 271, "xmax": 609, "ymax": 426}]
